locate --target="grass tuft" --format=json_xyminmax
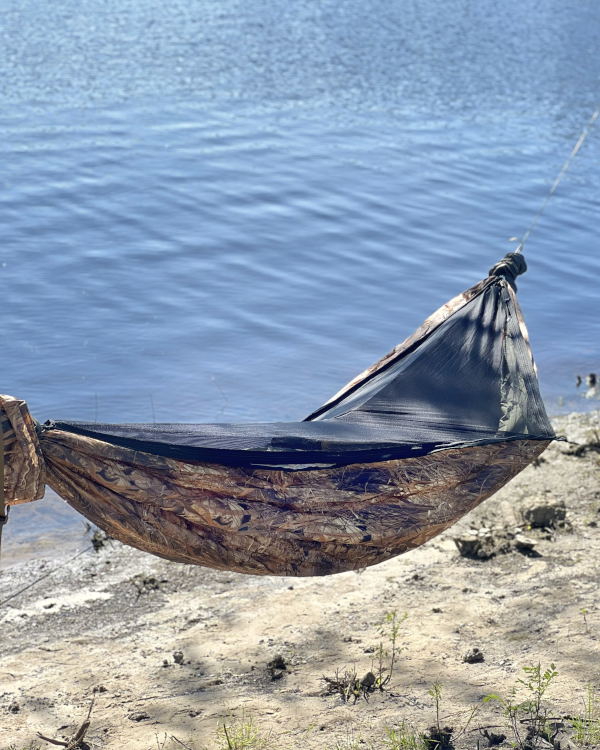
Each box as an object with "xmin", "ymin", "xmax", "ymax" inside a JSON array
[
  {"xmin": 383, "ymin": 721, "xmax": 427, "ymax": 750},
  {"xmin": 214, "ymin": 712, "xmax": 276, "ymax": 750},
  {"xmin": 570, "ymin": 684, "xmax": 600, "ymax": 747}
]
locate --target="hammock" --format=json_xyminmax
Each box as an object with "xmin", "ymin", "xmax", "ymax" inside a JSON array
[{"xmin": 0, "ymin": 253, "xmax": 555, "ymax": 576}]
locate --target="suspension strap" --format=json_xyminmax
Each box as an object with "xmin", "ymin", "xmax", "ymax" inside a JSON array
[{"xmin": 0, "ymin": 416, "xmax": 6, "ymax": 566}]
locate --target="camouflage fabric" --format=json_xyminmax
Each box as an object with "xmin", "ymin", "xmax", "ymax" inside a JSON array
[
  {"xmin": 0, "ymin": 394, "xmax": 548, "ymax": 576},
  {"xmin": 0, "ymin": 395, "xmax": 45, "ymax": 505}
]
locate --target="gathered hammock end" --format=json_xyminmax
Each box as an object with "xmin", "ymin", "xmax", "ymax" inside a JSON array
[
  {"xmin": 488, "ymin": 252, "xmax": 527, "ymax": 290},
  {"xmin": 0, "ymin": 253, "xmax": 555, "ymax": 577}
]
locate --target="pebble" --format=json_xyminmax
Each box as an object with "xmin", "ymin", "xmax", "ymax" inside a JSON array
[{"xmin": 463, "ymin": 647, "xmax": 484, "ymax": 663}]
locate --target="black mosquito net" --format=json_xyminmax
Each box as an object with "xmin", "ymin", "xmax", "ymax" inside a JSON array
[{"xmin": 50, "ymin": 257, "xmax": 555, "ymax": 469}]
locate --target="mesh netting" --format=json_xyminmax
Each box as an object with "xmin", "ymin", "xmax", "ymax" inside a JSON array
[{"xmin": 50, "ymin": 268, "xmax": 554, "ymax": 469}]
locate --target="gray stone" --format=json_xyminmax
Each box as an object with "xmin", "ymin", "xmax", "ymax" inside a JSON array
[
  {"xmin": 552, "ymin": 730, "xmax": 578, "ymax": 750},
  {"xmin": 454, "ymin": 532, "xmax": 495, "ymax": 559},
  {"xmin": 521, "ymin": 497, "xmax": 566, "ymax": 528},
  {"xmin": 173, "ymin": 650, "xmax": 184, "ymax": 665},
  {"xmin": 463, "ymin": 647, "xmax": 484, "ymax": 663},
  {"xmin": 360, "ymin": 671, "xmax": 376, "ymax": 689},
  {"xmin": 514, "ymin": 534, "xmax": 537, "ymax": 552}
]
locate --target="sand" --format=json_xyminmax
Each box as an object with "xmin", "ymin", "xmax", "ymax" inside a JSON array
[{"xmin": 1, "ymin": 411, "xmax": 599, "ymax": 750}]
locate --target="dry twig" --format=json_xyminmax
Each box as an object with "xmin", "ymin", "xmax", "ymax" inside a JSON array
[{"xmin": 37, "ymin": 691, "xmax": 97, "ymax": 749}]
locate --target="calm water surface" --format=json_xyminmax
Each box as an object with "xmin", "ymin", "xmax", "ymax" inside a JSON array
[{"xmin": 3, "ymin": 0, "xmax": 600, "ymax": 563}]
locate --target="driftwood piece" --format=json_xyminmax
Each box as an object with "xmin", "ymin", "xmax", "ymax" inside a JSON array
[{"xmin": 40, "ymin": 429, "xmax": 549, "ymax": 576}]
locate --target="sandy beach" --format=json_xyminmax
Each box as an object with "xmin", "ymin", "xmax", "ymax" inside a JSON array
[{"xmin": 2, "ymin": 410, "xmax": 600, "ymax": 750}]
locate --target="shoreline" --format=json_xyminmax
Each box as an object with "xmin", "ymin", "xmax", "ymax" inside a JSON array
[{"xmin": 1, "ymin": 410, "xmax": 599, "ymax": 749}]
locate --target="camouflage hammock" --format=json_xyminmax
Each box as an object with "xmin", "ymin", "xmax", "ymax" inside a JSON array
[{"xmin": 0, "ymin": 254, "xmax": 554, "ymax": 576}]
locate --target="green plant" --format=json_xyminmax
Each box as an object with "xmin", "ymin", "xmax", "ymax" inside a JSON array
[
  {"xmin": 324, "ymin": 611, "xmax": 407, "ymax": 703},
  {"xmin": 384, "ymin": 720, "xmax": 427, "ymax": 750},
  {"xmin": 214, "ymin": 712, "xmax": 276, "ymax": 750},
  {"xmin": 429, "ymin": 682, "xmax": 443, "ymax": 735},
  {"xmin": 581, "ymin": 608, "xmax": 590, "ymax": 634},
  {"xmin": 372, "ymin": 611, "xmax": 408, "ymax": 689},
  {"xmin": 484, "ymin": 662, "xmax": 558, "ymax": 749},
  {"xmin": 570, "ymin": 684, "xmax": 600, "ymax": 746},
  {"xmin": 422, "ymin": 682, "xmax": 455, "ymax": 750}
]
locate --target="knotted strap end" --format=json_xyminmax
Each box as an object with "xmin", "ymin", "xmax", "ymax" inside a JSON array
[{"xmin": 489, "ymin": 252, "xmax": 527, "ymax": 291}]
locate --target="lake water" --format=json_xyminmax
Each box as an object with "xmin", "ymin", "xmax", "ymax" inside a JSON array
[{"xmin": 2, "ymin": 0, "xmax": 600, "ymax": 565}]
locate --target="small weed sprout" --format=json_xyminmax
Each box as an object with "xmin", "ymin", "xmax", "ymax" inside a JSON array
[
  {"xmin": 373, "ymin": 611, "xmax": 408, "ymax": 689},
  {"xmin": 324, "ymin": 611, "xmax": 407, "ymax": 702},
  {"xmin": 451, "ymin": 705, "xmax": 479, "ymax": 745},
  {"xmin": 429, "ymin": 682, "xmax": 443, "ymax": 735},
  {"xmin": 484, "ymin": 663, "xmax": 558, "ymax": 750},
  {"xmin": 422, "ymin": 682, "xmax": 454, "ymax": 750},
  {"xmin": 517, "ymin": 662, "xmax": 558, "ymax": 744},
  {"xmin": 384, "ymin": 720, "xmax": 427, "ymax": 750},
  {"xmin": 214, "ymin": 711, "xmax": 275, "ymax": 750},
  {"xmin": 581, "ymin": 608, "xmax": 590, "ymax": 634},
  {"xmin": 570, "ymin": 684, "xmax": 600, "ymax": 746}
]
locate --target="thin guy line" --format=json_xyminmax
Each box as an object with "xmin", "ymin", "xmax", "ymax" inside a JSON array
[{"xmin": 512, "ymin": 104, "xmax": 600, "ymax": 253}]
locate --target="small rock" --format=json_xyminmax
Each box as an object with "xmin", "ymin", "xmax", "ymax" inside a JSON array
[
  {"xmin": 454, "ymin": 532, "xmax": 495, "ymax": 559},
  {"xmin": 424, "ymin": 725, "xmax": 454, "ymax": 749},
  {"xmin": 432, "ymin": 607, "xmax": 443, "ymax": 613},
  {"xmin": 267, "ymin": 655, "xmax": 287, "ymax": 672},
  {"xmin": 515, "ymin": 534, "xmax": 537, "ymax": 552},
  {"xmin": 360, "ymin": 672, "xmax": 376, "ymax": 689},
  {"xmin": 8, "ymin": 700, "xmax": 20, "ymax": 713},
  {"xmin": 173, "ymin": 651, "xmax": 184, "ymax": 665},
  {"xmin": 128, "ymin": 712, "xmax": 150, "ymax": 722},
  {"xmin": 482, "ymin": 730, "xmax": 506, "ymax": 746},
  {"xmin": 95, "ymin": 685, "xmax": 108, "ymax": 693},
  {"xmin": 521, "ymin": 497, "xmax": 566, "ymax": 528},
  {"xmin": 463, "ymin": 647, "xmax": 484, "ymax": 663},
  {"xmin": 91, "ymin": 529, "xmax": 108, "ymax": 551},
  {"xmin": 553, "ymin": 729, "xmax": 578, "ymax": 750}
]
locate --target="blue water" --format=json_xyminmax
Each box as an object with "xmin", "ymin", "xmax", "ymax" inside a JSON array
[{"xmin": 2, "ymin": 0, "xmax": 600, "ymax": 563}]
